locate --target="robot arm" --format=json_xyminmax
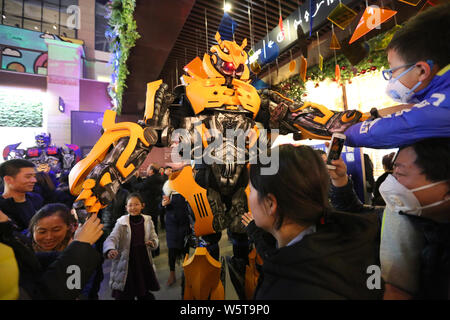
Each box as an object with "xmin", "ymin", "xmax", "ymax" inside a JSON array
[
  {"xmin": 69, "ymin": 80, "xmax": 172, "ymax": 221},
  {"xmin": 259, "ymin": 89, "xmax": 369, "ymax": 140},
  {"xmin": 2, "ymin": 143, "xmax": 26, "ymax": 160}
]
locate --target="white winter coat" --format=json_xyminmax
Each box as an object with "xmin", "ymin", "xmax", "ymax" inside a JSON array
[{"xmin": 103, "ymin": 214, "xmax": 159, "ymax": 291}]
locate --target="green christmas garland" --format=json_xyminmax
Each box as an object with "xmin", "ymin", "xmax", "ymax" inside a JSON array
[
  {"xmin": 107, "ymin": 0, "xmax": 140, "ymax": 115},
  {"xmin": 274, "ymin": 27, "xmax": 400, "ymax": 102}
]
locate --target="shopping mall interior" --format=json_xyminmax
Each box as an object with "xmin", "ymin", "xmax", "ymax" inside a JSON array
[{"xmin": 0, "ymin": 0, "xmax": 448, "ymax": 305}]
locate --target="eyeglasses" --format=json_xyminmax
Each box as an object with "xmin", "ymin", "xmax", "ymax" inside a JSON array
[
  {"xmin": 382, "ymin": 63, "xmax": 415, "ymax": 81},
  {"xmin": 382, "ymin": 60, "xmax": 434, "ymax": 81}
]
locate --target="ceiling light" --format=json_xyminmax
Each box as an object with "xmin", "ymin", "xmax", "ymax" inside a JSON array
[
  {"xmin": 224, "ymin": 2, "xmax": 232, "ymax": 12},
  {"xmin": 53, "ymin": 25, "xmax": 57, "ymax": 30}
]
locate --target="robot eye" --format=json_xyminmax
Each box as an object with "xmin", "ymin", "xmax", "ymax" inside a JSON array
[{"xmin": 222, "ymin": 62, "xmax": 235, "ymax": 73}]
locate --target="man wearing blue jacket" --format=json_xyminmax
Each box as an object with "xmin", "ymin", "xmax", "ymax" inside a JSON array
[
  {"xmin": 336, "ymin": 3, "xmax": 449, "ymax": 300},
  {"xmin": 294, "ymin": 2, "xmax": 449, "ymax": 300},
  {"xmin": 344, "ymin": 4, "xmax": 450, "ymax": 149}
]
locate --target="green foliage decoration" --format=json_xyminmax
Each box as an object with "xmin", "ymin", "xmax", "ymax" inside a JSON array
[
  {"xmin": 106, "ymin": 0, "xmax": 140, "ymax": 115},
  {"xmin": 274, "ymin": 28, "xmax": 398, "ymax": 101}
]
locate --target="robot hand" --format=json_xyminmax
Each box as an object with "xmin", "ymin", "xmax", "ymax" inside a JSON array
[
  {"xmin": 259, "ymin": 89, "xmax": 367, "ymax": 140},
  {"xmin": 288, "ymin": 102, "xmax": 366, "ymax": 140},
  {"xmin": 69, "ymin": 110, "xmax": 157, "ymax": 221}
]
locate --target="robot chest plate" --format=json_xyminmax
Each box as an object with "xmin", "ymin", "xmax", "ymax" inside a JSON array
[{"xmin": 185, "ymin": 78, "xmax": 260, "ymax": 117}]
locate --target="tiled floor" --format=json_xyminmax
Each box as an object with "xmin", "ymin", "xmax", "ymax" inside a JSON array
[{"xmin": 98, "ymin": 228, "xmax": 234, "ymax": 300}]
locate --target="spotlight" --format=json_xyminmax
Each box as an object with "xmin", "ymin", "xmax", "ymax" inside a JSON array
[{"xmin": 224, "ymin": 2, "xmax": 232, "ymax": 12}]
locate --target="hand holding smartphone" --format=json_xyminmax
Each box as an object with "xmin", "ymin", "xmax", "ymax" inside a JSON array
[{"xmin": 326, "ymin": 133, "xmax": 346, "ymax": 169}]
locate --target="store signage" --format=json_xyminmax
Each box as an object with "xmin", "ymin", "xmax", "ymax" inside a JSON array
[{"xmin": 250, "ymin": 0, "xmax": 355, "ymax": 65}]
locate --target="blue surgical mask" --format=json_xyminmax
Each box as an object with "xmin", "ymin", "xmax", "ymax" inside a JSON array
[
  {"xmin": 383, "ymin": 60, "xmax": 434, "ymax": 104},
  {"xmin": 384, "ymin": 65, "xmax": 421, "ymax": 103}
]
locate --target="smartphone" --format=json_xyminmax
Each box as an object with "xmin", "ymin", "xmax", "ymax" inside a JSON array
[{"xmin": 326, "ymin": 133, "xmax": 346, "ymax": 169}]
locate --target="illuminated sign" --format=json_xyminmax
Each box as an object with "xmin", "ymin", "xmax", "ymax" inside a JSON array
[{"xmin": 251, "ymin": 0, "xmax": 355, "ymax": 65}]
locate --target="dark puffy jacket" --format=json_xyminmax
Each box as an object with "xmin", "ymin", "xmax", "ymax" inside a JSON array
[
  {"xmin": 246, "ymin": 209, "xmax": 382, "ymax": 300},
  {"xmin": 134, "ymin": 174, "xmax": 163, "ymax": 216},
  {"xmin": 0, "ymin": 221, "xmax": 101, "ymax": 299},
  {"xmin": 163, "ymin": 194, "xmax": 190, "ymax": 249},
  {"xmin": 331, "ymin": 179, "xmax": 450, "ymax": 299}
]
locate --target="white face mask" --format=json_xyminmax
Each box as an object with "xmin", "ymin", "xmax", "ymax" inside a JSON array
[
  {"xmin": 385, "ymin": 65, "xmax": 421, "ymax": 103},
  {"xmin": 379, "ymin": 174, "xmax": 449, "ymax": 216}
]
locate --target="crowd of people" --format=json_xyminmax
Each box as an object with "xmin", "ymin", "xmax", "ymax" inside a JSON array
[{"xmin": 0, "ymin": 2, "xmax": 449, "ymax": 301}]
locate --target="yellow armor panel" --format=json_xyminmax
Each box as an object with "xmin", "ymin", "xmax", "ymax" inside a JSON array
[
  {"xmin": 144, "ymin": 79, "xmax": 163, "ymax": 123},
  {"xmin": 169, "ymin": 166, "xmax": 215, "ymax": 236},
  {"xmin": 183, "ymin": 247, "xmax": 224, "ymax": 300},
  {"xmin": 185, "ymin": 78, "xmax": 260, "ymax": 118},
  {"xmin": 69, "ymin": 110, "xmax": 149, "ymax": 196}
]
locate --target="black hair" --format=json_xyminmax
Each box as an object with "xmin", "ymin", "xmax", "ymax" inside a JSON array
[
  {"xmin": 29, "ymin": 203, "xmax": 75, "ymax": 232},
  {"xmin": 147, "ymin": 164, "xmax": 160, "ymax": 174},
  {"xmin": 315, "ymin": 149, "xmax": 327, "ymax": 156},
  {"xmin": 382, "ymin": 152, "xmax": 395, "ymax": 172},
  {"xmin": 126, "ymin": 192, "xmax": 145, "ymax": 205},
  {"xmin": 249, "ymin": 144, "xmax": 330, "ymax": 230},
  {"xmin": 400, "ymin": 138, "xmax": 450, "ymax": 187},
  {"xmin": 29, "ymin": 203, "xmax": 76, "ymax": 251},
  {"xmin": 0, "ymin": 159, "xmax": 35, "ymax": 179},
  {"xmin": 387, "ymin": 2, "xmax": 450, "ymax": 68}
]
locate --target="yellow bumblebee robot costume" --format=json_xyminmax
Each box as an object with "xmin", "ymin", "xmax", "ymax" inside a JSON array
[{"xmin": 69, "ymin": 32, "xmax": 369, "ymax": 300}]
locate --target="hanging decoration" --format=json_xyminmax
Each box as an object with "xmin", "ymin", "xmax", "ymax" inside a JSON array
[
  {"xmin": 278, "ymin": 0, "xmax": 285, "ymax": 40},
  {"xmin": 419, "ymin": 0, "xmax": 443, "ymax": 13},
  {"xmin": 397, "ymin": 0, "xmax": 422, "ymax": 5},
  {"xmin": 276, "ymin": 27, "xmax": 392, "ymax": 99},
  {"xmin": 316, "ymin": 32, "xmax": 323, "ymax": 72},
  {"xmin": 105, "ymin": 0, "xmax": 140, "ymax": 115},
  {"xmin": 335, "ymin": 64, "xmax": 341, "ymax": 83},
  {"xmin": 276, "ymin": 57, "xmax": 279, "ymax": 77},
  {"xmin": 249, "ymin": 49, "xmax": 262, "ymax": 74},
  {"xmin": 289, "ymin": 50, "xmax": 296, "ymax": 73},
  {"xmin": 349, "ymin": 5, "xmax": 397, "ymax": 44},
  {"xmin": 278, "ymin": 15, "xmax": 285, "ymax": 41},
  {"xmin": 299, "ymin": 56, "xmax": 308, "ymax": 83},
  {"xmin": 248, "ymin": 0, "xmax": 261, "ymax": 74},
  {"xmin": 330, "ymin": 24, "xmax": 342, "ymax": 50},
  {"xmin": 310, "ymin": 29, "xmax": 390, "ymax": 82},
  {"xmin": 327, "ymin": 2, "xmax": 358, "ymax": 30}
]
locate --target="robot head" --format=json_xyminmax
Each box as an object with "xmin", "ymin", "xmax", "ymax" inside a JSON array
[
  {"xmin": 35, "ymin": 133, "xmax": 51, "ymax": 148},
  {"xmin": 207, "ymin": 32, "xmax": 250, "ymax": 81}
]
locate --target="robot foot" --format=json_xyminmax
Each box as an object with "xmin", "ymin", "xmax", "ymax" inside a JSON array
[{"xmin": 226, "ymin": 256, "xmax": 247, "ymax": 300}]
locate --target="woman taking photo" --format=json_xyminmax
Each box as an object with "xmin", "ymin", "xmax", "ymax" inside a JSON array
[
  {"xmin": 242, "ymin": 144, "xmax": 382, "ymax": 300},
  {"xmin": 29, "ymin": 203, "xmax": 78, "ymax": 252}
]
